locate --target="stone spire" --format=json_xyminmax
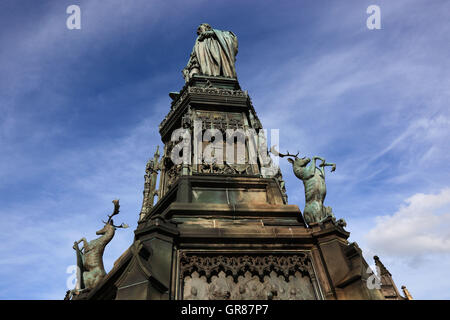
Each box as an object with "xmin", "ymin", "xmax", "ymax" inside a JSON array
[{"xmin": 374, "ymin": 255, "xmax": 410, "ymax": 300}]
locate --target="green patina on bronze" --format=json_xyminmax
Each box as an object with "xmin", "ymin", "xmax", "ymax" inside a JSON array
[
  {"xmin": 272, "ymin": 147, "xmax": 336, "ymax": 225},
  {"xmin": 65, "ymin": 23, "xmax": 404, "ymax": 301},
  {"xmin": 183, "ymin": 23, "xmax": 238, "ymax": 82},
  {"xmin": 72, "ymin": 200, "xmax": 128, "ymax": 293}
]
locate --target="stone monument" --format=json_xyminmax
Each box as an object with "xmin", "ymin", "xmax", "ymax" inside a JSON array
[{"xmin": 66, "ymin": 24, "xmax": 410, "ymax": 300}]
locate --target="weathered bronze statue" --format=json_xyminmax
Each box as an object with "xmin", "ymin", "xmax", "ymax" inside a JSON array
[
  {"xmin": 72, "ymin": 200, "xmax": 128, "ymax": 292},
  {"xmin": 182, "ymin": 23, "xmax": 238, "ymax": 82},
  {"xmin": 271, "ymin": 147, "xmax": 336, "ymax": 225}
]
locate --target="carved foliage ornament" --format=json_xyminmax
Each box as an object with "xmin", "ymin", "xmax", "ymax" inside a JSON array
[{"xmin": 180, "ymin": 253, "xmax": 311, "ymax": 279}]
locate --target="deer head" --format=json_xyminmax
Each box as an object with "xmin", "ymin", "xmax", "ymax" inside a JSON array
[{"xmin": 270, "ymin": 146, "xmax": 311, "ymax": 167}]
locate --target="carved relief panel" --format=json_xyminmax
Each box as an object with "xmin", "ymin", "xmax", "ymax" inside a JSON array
[
  {"xmin": 193, "ymin": 110, "xmax": 258, "ymax": 175},
  {"xmin": 195, "ymin": 110, "xmax": 244, "ymax": 131},
  {"xmin": 179, "ymin": 252, "xmax": 321, "ymax": 300}
]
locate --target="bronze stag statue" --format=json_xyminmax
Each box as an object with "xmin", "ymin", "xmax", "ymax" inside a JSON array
[
  {"xmin": 72, "ymin": 199, "xmax": 128, "ymax": 293},
  {"xmin": 271, "ymin": 147, "xmax": 340, "ymax": 226}
]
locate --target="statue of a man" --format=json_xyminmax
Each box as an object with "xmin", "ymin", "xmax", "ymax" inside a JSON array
[{"xmin": 183, "ymin": 23, "xmax": 238, "ymax": 82}]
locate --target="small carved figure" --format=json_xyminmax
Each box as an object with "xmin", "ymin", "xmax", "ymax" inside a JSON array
[
  {"xmin": 271, "ymin": 147, "xmax": 336, "ymax": 225},
  {"xmin": 72, "ymin": 200, "xmax": 128, "ymax": 292},
  {"xmin": 139, "ymin": 146, "xmax": 161, "ymax": 221},
  {"xmin": 274, "ymin": 168, "xmax": 288, "ymax": 203}
]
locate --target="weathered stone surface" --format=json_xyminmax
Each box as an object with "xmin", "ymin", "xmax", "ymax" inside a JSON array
[
  {"xmin": 69, "ymin": 25, "xmax": 406, "ymax": 301},
  {"xmin": 183, "ymin": 270, "xmax": 316, "ymax": 300}
]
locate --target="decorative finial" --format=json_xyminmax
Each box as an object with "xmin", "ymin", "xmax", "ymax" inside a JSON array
[{"xmin": 401, "ymin": 286, "xmax": 413, "ymax": 300}]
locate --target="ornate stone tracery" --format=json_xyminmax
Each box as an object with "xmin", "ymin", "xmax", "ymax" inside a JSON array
[{"xmin": 159, "ymin": 86, "xmax": 248, "ymax": 131}]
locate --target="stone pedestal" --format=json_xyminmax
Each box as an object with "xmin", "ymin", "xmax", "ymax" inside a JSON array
[{"xmin": 78, "ymin": 76, "xmax": 385, "ymax": 300}]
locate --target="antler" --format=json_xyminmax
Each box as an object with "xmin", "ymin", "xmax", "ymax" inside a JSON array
[
  {"xmin": 103, "ymin": 200, "xmax": 129, "ymax": 229},
  {"xmin": 106, "ymin": 199, "xmax": 120, "ymax": 223},
  {"xmin": 270, "ymin": 146, "xmax": 299, "ymax": 158}
]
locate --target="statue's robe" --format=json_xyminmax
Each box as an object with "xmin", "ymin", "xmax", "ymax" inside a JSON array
[{"xmin": 190, "ymin": 29, "xmax": 238, "ymax": 78}]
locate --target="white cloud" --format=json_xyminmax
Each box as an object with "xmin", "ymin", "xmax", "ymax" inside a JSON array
[
  {"xmin": 365, "ymin": 188, "xmax": 450, "ymax": 257},
  {"xmin": 1, "ymin": 0, "xmax": 450, "ymax": 300}
]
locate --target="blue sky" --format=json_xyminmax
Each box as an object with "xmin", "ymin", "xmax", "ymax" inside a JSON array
[{"xmin": 0, "ymin": 0, "xmax": 449, "ymax": 299}]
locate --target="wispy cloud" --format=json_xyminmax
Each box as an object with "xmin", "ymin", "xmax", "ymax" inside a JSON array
[
  {"xmin": 244, "ymin": 1, "xmax": 450, "ymax": 299},
  {"xmin": 0, "ymin": 112, "xmax": 168, "ymax": 298},
  {"xmin": 1, "ymin": 0, "xmax": 449, "ymax": 299}
]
